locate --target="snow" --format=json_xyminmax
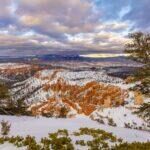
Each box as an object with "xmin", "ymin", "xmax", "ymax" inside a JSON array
[
  {"xmin": 91, "ymin": 106, "xmax": 148, "ymax": 129},
  {"xmin": 0, "ymin": 115, "xmax": 149, "ymax": 143},
  {"xmin": 71, "ymin": 135, "xmax": 93, "ymax": 150},
  {"xmin": 0, "ymin": 143, "xmax": 26, "ymax": 150},
  {"xmin": 0, "ymin": 63, "xmax": 30, "ymax": 69},
  {"xmin": 57, "ymin": 70, "xmax": 122, "ymax": 86},
  {"xmin": 0, "ymin": 75, "xmax": 13, "ymax": 82},
  {"xmin": 11, "ymin": 69, "xmax": 123, "ymax": 105},
  {"xmin": 0, "ymin": 63, "xmax": 149, "ymax": 149}
]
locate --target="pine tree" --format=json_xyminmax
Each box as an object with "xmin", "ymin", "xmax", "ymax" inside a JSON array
[
  {"xmin": 125, "ymin": 32, "xmax": 150, "ymax": 96},
  {"xmin": 125, "ymin": 32, "xmax": 150, "ymax": 64}
]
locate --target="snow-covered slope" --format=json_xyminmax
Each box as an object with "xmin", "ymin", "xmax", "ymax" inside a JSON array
[
  {"xmin": 9, "ymin": 68, "xmax": 149, "ymax": 130},
  {"xmin": 11, "ymin": 69, "xmax": 123, "ymax": 102},
  {"xmin": 0, "ymin": 63, "xmax": 41, "ymax": 82},
  {"xmin": 90, "ymin": 106, "xmax": 148, "ymax": 130},
  {"xmin": 0, "ymin": 63, "xmax": 149, "ymax": 132},
  {"xmin": 11, "ymin": 69, "xmax": 126, "ymax": 116},
  {"xmin": 0, "ymin": 115, "xmax": 149, "ymax": 143}
]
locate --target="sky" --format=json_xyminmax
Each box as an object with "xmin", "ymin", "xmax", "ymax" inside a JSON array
[{"xmin": 0, "ymin": 0, "xmax": 149, "ymax": 56}]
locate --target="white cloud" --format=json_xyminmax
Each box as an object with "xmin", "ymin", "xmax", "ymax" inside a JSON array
[
  {"xmin": 16, "ymin": 0, "xmax": 99, "ymax": 35},
  {"xmin": 0, "ymin": 0, "xmax": 140, "ymax": 55}
]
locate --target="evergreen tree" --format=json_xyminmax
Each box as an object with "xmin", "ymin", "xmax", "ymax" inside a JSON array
[
  {"xmin": 0, "ymin": 83, "xmax": 10, "ymax": 99},
  {"xmin": 125, "ymin": 32, "xmax": 150, "ymax": 64},
  {"xmin": 125, "ymin": 32, "xmax": 150, "ymax": 96}
]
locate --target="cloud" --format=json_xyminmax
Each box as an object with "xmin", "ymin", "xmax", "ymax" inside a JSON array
[
  {"xmin": 19, "ymin": 15, "xmax": 41, "ymax": 26},
  {"xmin": 67, "ymin": 31, "xmax": 129, "ymax": 51},
  {"xmin": 95, "ymin": 22, "xmax": 130, "ymax": 32},
  {"xmin": 0, "ymin": 28, "xmax": 129, "ymax": 56},
  {"xmin": 16, "ymin": 0, "xmax": 100, "ymax": 36},
  {"xmin": 0, "ymin": 0, "xmax": 16, "ymax": 27},
  {"xmin": 0, "ymin": 0, "xmax": 149, "ymax": 56},
  {"xmin": 0, "ymin": 27, "xmax": 75, "ymax": 56},
  {"xmin": 0, "ymin": 1, "xmax": 12, "ymax": 18}
]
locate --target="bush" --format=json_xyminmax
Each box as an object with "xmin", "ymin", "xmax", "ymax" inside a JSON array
[
  {"xmin": 108, "ymin": 118, "xmax": 117, "ymax": 126},
  {"xmin": 49, "ymin": 130, "xmax": 74, "ymax": 150},
  {"xmin": 0, "ymin": 128, "xmax": 149, "ymax": 150},
  {"xmin": 0, "ymin": 83, "xmax": 10, "ymax": 99},
  {"xmin": 113, "ymin": 142, "xmax": 150, "ymax": 150},
  {"xmin": 97, "ymin": 118, "xmax": 104, "ymax": 124},
  {"xmin": 0, "ymin": 120, "xmax": 11, "ymax": 136},
  {"xmin": 124, "ymin": 123, "xmax": 132, "ymax": 129},
  {"xmin": 59, "ymin": 106, "xmax": 69, "ymax": 118},
  {"xmin": 134, "ymin": 102, "xmax": 150, "ymax": 123},
  {"xmin": 75, "ymin": 140, "xmax": 86, "ymax": 146},
  {"xmin": 131, "ymin": 78, "xmax": 150, "ymax": 97}
]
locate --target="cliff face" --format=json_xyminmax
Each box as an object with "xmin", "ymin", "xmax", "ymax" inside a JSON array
[
  {"xmin": 2, "ymin": 63, "xmax": 147, "ymax": 118},
  {"xmin": 29, "ymin": 78, "xmax": 128, "ymax": 117},
  {"xmin": 7, "ymin": 66, "xmax": 128, "ymax": 117},
  {"xmin": 0, "ymin": 63, "xmax": 42, "ymax": 81}
]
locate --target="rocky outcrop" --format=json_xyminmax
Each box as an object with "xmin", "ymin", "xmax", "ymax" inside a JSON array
[
  {"xmin": 0, "ymin": 64, "xmax": 42, "ymax": 81},
  {"xmin": 30, "ymin": 79, "xmax": 128, "ymax": 116},
  {"xmin": 125, "ymin": 76, "xmax": 135, "ymax": 84},
  {"xmin": 134, "ymin": 91, "xmax": 144, "ymax": 105}
]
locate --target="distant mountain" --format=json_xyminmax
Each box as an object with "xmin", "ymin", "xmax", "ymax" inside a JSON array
[
  {"xmin": 37, "ymin": 54, "xmax": 81, "ymax": 61},
  {"xmin": 35, "ymin": 54, "xmax": 132, "ymax": 62},
  {"xmin": 0, "ymin": 53, "xmax": 137, "ymax": 63}
]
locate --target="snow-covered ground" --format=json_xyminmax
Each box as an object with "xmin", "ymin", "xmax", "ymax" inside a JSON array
[
  {"xmin": 0, "ymin": 143, "xmax": 26, "ymax": 150},
  {"xmin": 0, "ymin": 115, "xmax": 149, "ymax": 143},
  {"xmin": 0, "ymin": 63, "xmax": 30, "ymax": 69},
  {"xmin": 91, "ymin": 106, "xmax": 148, "ymax": 130}
]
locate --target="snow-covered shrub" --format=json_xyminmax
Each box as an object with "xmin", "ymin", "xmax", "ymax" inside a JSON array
[
  {"xmin": 124, "ymin": 123, "xmax": 132, "ymax": 129},
  {"xmin": 97, "ymin": 118, "xmax": 105, "ymax": 124},
  {"xmin": 59, "ymin": 106, "xmax": 69, "ymax": 118},
  {"xmin": 108, "ymin": 118, "xmax": 117, "ymax": 127},
  {"xmin": 0, "ymin": 120, "xmax": 11, "ymax": 136},
  {"xmin": 0, "ymin": 128, "xmax": 149, "ymax": 149},
  {"xmin": 113, "ymin": 142, "xmax": 150, "ymax": 150},
  {"xmin": 23, "ymin": 135, "xmax": 41, "ymax": 150},
  {"xmin": 134, "ymin": 102, "xmax": 150, "ymax": 123},
  {"xmin": 76, "ymin": 140, "xmax": 86, "ymax": 146},
  {"xmin": 49, "ymin": 130, "xmax": 74, "ymax": 150}
]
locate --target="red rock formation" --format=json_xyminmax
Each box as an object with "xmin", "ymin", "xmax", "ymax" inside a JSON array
[
  {"xmin": 30, "ymin": 79, "xmax": 128, "ymax": 116},
  {"xmin": 134, "ymin": 91, "xmax": 144, "ymax": 105}
]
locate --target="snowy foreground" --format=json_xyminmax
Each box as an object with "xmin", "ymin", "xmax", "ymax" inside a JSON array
[{"xmin": 0, "ymin": 115, "xmax": 149, "ymax": 143}]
